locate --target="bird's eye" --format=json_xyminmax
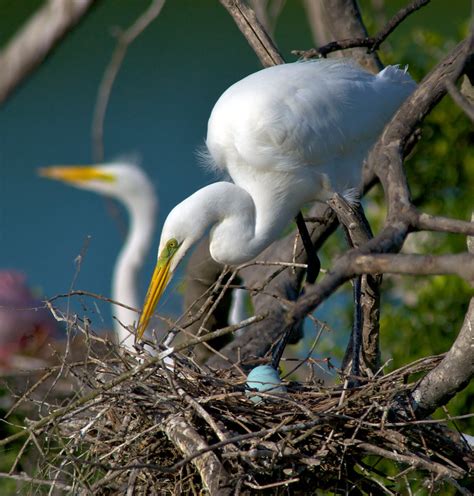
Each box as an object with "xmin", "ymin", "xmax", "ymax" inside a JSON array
[{"xmin": 167, "ymin": 239, "xmax": 178, "ymax": 250}]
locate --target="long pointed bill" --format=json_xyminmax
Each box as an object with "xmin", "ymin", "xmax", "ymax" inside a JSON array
[
  {"xmin": 136, "ymin": 239, "xmax": 180, "ymax": 341},
  {"xmin": 38, "ymin": 165, "xmax": 115, "ymax": 183},
  {"xmin": 136, "ymin": 261, "xmax": 171, "ymax": 340}
]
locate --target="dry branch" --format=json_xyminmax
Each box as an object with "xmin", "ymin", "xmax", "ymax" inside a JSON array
[
  {"xmin": 411, "ymin": 299, "xmax": 474, "ymax": 418},
  {"xmin": 446, "ymin": 79, "xmax": 474, "ymax": 122},
  {"xmin": 219, "ymin": 0, "xmax": 284, "ymax": 66},
  {"xmin": 410, "ymin": 215, "xmax": 474, "ymax": 417},
  {"xmin": 296, "ymin": 0, "xmax": 430, "ymax": 61},
  {"xmin": 300, "ymin": 0, "xmax": 382, "ymax": 72},
  {"xmin": 163, "ymin": 415, "xmax": 231, "ymax": 495},
  {"xmin": 0, "ymin": 0, "xmax": 96, "ymax": 104}
]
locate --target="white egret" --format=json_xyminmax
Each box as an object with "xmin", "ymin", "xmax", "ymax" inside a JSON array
[
  {"xmin": 40, "ymin": 161, "xmax": 157, "ymax": 351},
  {"xmin": 137, "ymin": 59, "xmax": 416, "ymax": 339}
]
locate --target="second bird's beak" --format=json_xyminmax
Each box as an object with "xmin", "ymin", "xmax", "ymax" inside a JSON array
[
  {"xmin": 38, "ymin": 165, "xmax": 114, "ymax": 184},
  {"xmin": 136, "ymin": 240, "xmax": 179, "ymax": 340}
]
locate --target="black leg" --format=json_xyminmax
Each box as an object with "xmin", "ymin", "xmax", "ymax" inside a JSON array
[
  {"xmin": 270, "ymin": 212, "xmax": 319, "ymax": 368},
  {"xmin": 295, "ymin": 211, "xmax": 320, "ymax": 284}
]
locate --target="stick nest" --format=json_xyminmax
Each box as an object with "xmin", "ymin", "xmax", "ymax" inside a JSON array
[{"xmin": 3, "ymin": 333, "xmax": 473, "ymax": 495}]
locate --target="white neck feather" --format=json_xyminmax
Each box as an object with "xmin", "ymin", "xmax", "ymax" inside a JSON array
[{"xmin": 184, "ymin": 182, "xmax": 300, "ymax": 266}]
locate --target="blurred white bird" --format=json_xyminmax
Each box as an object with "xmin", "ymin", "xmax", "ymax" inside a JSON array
[
  {"xmin": 137, "ymin": 59, "xmax": 416, "ymax": 338},
  {"xmin": 40, "ymin": 161, "xmax": 157, "ymax": 351}
]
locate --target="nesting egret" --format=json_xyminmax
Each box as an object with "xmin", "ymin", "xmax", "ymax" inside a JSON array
[
  {"xmin": 40, "ymin": 162, "xmax": 157, "ymax": 351},
  {"xmin": 137, "ymin": 59, "xmax": 416, "ymax": 339},
  {"xmin": 0, "ymin": 270, "xmax": 57, "ymax": 367}
]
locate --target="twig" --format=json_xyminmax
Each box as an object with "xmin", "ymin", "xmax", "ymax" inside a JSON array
[
  {"xmin": 355, "ymin": 441, "xmax": 465, "ymax": 479},
  {"xmin": 92, "ymin": 0, "xmax": 166, "ymax": 161},
  {"xmin": 446, "ymin": 79, "xmax": 474, "ymax": 122},
  {"xmin": 244, "ymin": 477, "xmax": 300, "ymax": 490},
  {"xmin": 0, "ymin": 471, "xmax": 73, "ymax": 491},
  {"xmin": 294, "ymin": 0, "xmax": 431, "ymax": 58}
]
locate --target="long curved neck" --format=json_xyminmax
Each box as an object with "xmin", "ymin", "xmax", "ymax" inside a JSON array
[
  {"xmin": 112, "ymin": 193, "xmax": 156, "ymax": 348},
  {"xmin": 193, "ymin": 182, "xmax": 299, "ymax": 265}
]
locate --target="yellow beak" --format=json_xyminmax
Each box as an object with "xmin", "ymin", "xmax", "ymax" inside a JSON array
[
  {"xmin": 38, "ymin": 165, "xmax": 115, "ymax": 183},
  {"xmin": 136, "ymin": 255, "xmax": 173, "ymax": 340}
]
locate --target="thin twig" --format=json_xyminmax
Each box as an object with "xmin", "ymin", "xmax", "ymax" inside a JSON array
[
  {"xmin": 92, "ymin": 0, "xmax": 166, "ymax": 161},
  {"xmin": 293, "ymin": 0, "xmax": 431, "ymax": 58}
]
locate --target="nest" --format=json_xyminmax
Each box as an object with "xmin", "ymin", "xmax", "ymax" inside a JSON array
[{"xmin": 2, "ymin": 328, "xmax": 473, "ymax": 495}]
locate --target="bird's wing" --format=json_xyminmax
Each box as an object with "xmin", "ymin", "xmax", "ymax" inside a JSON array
[{"xmin": 206, "ymin": 61, "xmax": 415, "ymax": 187}]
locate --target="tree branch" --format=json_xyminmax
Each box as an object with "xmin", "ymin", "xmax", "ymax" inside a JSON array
[
  {"xmin": 410, "ymin": 214, "xmax": 474, "ymax": 418},
  {"xmin": 0, "ymin": 0, "xmax": 97, "ymax": 104},
  {"xmin": 350, "ymin": 252, "xmax": 474, "ymax": 282},
  {"xmin": 163, "ymin": 415, "xmax": 231, "ymax": 495},
  {"xmin": 410, "ymin": 299, "xmax": 474, "ymax": 418},
  {"xmin": 446, "ymin": 79, "xmax": 474, "ymax": 123},
  {"xmin": 300, "ymin": 0, "xmax": 382, "ymax": 72},
  {"xmin": 296, "ymin": 0, "xmax": 430, "ymax": 61},
  {"xmin": 412, "ymin": 211, "xmax": 474, "ymax": 236},
  {"xmin": 219, "ymin": 0, "xmax": 284, "ymax": 66}
]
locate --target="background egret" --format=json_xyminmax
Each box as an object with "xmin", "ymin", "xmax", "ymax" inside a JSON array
[
  {"xmin": 40, "ymin": 162, "xmax": 157, "ymax": 351},
  {"xmin": 137, "ymin": 59, "xmax": 416, "ymax": 338}
]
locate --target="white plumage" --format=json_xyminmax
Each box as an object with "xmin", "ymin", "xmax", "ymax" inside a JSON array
[{"xmin": 137, "ymin": 59, "xmax": 416, "ymax": 337}]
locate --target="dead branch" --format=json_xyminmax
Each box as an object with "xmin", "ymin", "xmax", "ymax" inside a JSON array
[
  {"xmin": 446, "ymin": 79, "xmax": 474, "ymax": 122},
  {"xmin": 349, "ymin": 252, "xmax": 474, "ymax": 282},
  {"xmin": 413, "ymin": 211, "xmax": 474, "ymax": 235},
  {"xmin": 296, "ymin": 0, "xmax": 430, "ymax": 61},
  {"xmin": 300, "ymin": 0, "xmax": 383, "ymax": 71},
  {"xmin": 355, "ymin": 441, "xmax": 465, "ymax": 479},
  {"xmin": 163, "ymin": 415, "xmax": 231, "ymax": 495},
  {"xmin": 0, "ymin": 472, "xmax": 73, "ymax": 491},
  {"xmin": 219, "ymin": 0, "xmax": 284, "ymax": 66},
  {"xmin": 92, "ymin": 0, "xmax": 166, "ymax": 161},
  {"xmin": 0, "ymin": 0, "xmax": 96, "ymax": 104},
  {"xmin": 411, "ymin": 298, "xmax": 474, "ymax": 418},
  {"xmin": 248, "ymin": 0, "xmax": 286, "ymax": 38}
]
